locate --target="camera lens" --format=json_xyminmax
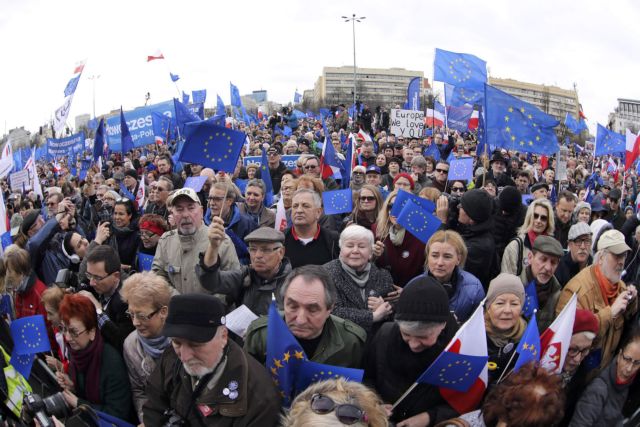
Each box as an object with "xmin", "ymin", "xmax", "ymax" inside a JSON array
[{"xmin": 43, "ymin": 392, "xmax": 71, "ymax": 419}]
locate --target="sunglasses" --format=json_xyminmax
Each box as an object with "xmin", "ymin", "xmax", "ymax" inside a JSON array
[
  {"xmin": 359, "ymin": 196, "xmax": 376, "ymax": 202},
  {"xmin": 310, "ymin": 394, "xmax": 367, "ymax": 425},
  {"xmin": 436, "ymin": 168, "xmax": 449, "ymax": 174},
  {"xmin": 533, "ymin": 213, "xmax": 548, "ymax": 221},
  {"xmin": 451, "ymin": 187, "xmax": 465, "ymax": 193}
]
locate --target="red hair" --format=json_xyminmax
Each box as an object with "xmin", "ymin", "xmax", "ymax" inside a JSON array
[
  {"xmin": 59, "ymin": 294, "xmax": 98, "ymax": 331},
  {"xmin": 393, "ymin": 173, "xmax": 415, "ymax": 190}
]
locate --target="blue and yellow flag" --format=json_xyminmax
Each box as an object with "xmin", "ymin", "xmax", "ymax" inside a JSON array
[
  {"xmin": 260, "ymin": 147, "xmax": 274, "ymax": 206},
  {"xmin": 449, "ymin": 158, "xmax": 474, "ymax": 181},
  {"xmin": 417, "ymin": 351, "xmax": 488, "ymax": 392},
  {"xmin": 217, "ymin": 95, "xmax": 226, "ymax": 116},
  {"xmin": 396, "ymin": 199, "xmax": 442, "ymax": 244},
  {"xmin": 484, "ymin": 84, "xmax": 559, "ymax": 155},
  {"xmin": 595, "ymin": 123, "xmax": 625, "ymax": 156},
  {"xmin": 192, "ymin": 89, "xmax": 207, "ymax": 104},
  {"xmin": 179, "ymin": 121, "xmax": 244, "ymax": 173},
  {"xmin": 296, "ymin": 360, "xmax": 364, "ymax": 395},
  {"xmin": 230, "ymin": 82, "xmax": 243, "ymax": 108},
  {"xmin": 10, "ymin": 315, "xmax": 50, "ymax": 355},
  {"xmin": 390, "ymin": 189, "xmax": 435, "ymax": 218},
  {"xmin": 523, "ymin": 280, "xmax": 539, "ymax": 319},
  {"xmin": 514, "ymin": 312, "xmax": 541, "ymax": 372},
  {"xmin": 434, "ymin": 48, "xmax": 487, "ymax": 90},
  {"xmin": 322, "ymin": 189, "xmax": 353, "ymax": 215},
  {"xmin": 266, "ymin": 301, "xmax": 306, "ymax": 407},
  {"xmin": 137, "ymin": 252, "xmax": 154, "ymax": 271},
  {"xmin": 120, "ymin": 107, "xmax": 134, "ymax": 154}
]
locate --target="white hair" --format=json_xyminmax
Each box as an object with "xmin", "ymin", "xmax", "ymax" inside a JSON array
[{"xmin": 339, "ymin": 225, "xmax": 374, "ymax": 250}]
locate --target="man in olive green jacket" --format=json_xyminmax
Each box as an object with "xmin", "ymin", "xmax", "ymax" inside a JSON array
[{"xmin": 244, "ymin": 265, "xmax": 367, "ymax": 369}]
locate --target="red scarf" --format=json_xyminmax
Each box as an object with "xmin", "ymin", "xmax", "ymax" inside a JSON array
[
  {"xmin": 69, "ymin": 331, "xmax": 104, "ymax": 404},
  {"xmin": 593, "ymin": 265, "xmax": 619, "ymax": 306},
  {"xmin": 527, "ymin": 230, "xmax": 540, "ymax": 246}
]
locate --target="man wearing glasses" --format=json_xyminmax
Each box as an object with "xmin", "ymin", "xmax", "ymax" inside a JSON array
[
  {"xmin": 198, "ymin": 221, "xmax": 292, "ymax": 316},
  {"xmin": 604, "ymin": 188, "xmax": 625, "ymax": 231},
  {"xmin": 78, "ymin": 245, "xmax": 134, "ymax": 353},
  {"xmin": 430, "ymin": 160, "xmax": 450, "ymax": 192},
  {"xmin": 266, "ymin": 145, "xmax": 288, "ymax": 194},
  {"xmin": 145, "ymin": 176, "xmax": 173, "ymax": 220},
  {"xmin": 303, "ymin": 156, "xmax": 339, "ymax": 190},
  {"xmin": 556, "ymin": 223, "xmax": 593, "ymax": 287}
]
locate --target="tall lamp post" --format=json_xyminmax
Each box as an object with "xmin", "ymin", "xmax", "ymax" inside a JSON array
[
  {"xmin": 87, "ymin": 75, "xmax": 100, "ymax": 118},
  {"xmin": 342, "ymin": 14, "xmax": 365, "ymax": 114}
]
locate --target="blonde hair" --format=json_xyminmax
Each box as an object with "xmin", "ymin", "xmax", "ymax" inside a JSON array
[
  {"xmin": 283, "ymin": 379, "xmax": 389, "ymax": 427},
  {"xmin": 375, "ymin": 190, "xmax": 399, "ymax": 240},
  {"xmin": 425, "ymin": 230, "xmax": 468, "ymax": 268},
  {"xmin": 120, "ymin": 271, "xmax": 173, "ymax": 309},
  {"xmin": 518, "ymin": 198, "xmax": 555, "ymax": 236},
  {"xmin": 418, "ymin": 187, "xmax": 441, "ymax": 202}
]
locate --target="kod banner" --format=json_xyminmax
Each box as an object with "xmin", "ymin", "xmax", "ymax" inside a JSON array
[
  {"xmin": 46, "ymin": 132, "xmax": 85, "ymax": 159},
  {"xmin": 243, "ymin": 155, "xmax": 300, "ymax": 170},
  {"xmin": 106, "ymin": 100, "xmax": 174, "ymax": 151}
]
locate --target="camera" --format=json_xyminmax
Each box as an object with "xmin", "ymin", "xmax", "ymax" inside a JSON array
[
  {"xmin": 54, "ymin": 269, "xmax": 85, "ymax": 292},
  {"xmin": 23, "ymin": 392, "xmax": 70, "ymax": 427},
  {"xmin": 162, "ymin": 408, "xmax": 186, "ymax": 426}
]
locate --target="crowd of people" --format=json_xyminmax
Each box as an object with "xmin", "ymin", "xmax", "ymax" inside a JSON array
[{"xmin": 1, "ymin": 105, "xmax": 640, "ymax": 426}]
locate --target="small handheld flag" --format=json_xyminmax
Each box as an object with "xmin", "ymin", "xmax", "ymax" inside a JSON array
[
  {"xmin": 514, "ymin": 312, "xmax": 541, "ymax": 372},
  {"xmin": 322, "ymin": 189, "xmax": 353, "ymax": 215}
]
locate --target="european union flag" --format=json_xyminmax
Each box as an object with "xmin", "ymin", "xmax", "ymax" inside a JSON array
[
  {"xmin": 447, "ymin": 104, "xmax": 474, "ymax": 132},
  {"xmin": 173, "ymin": 98, "xmax": 201, "ymax": 133},
  {"xmin": 217, "ymin": 95, "xmax": 226, "ymax": 116},
  {"xmin": 259, "ymin": 148, "xmax": 274, "ymax": 207},
  {"xmin": 11, "ymin": 315, "xmax": 50, "ymax": 355},
  {"xmin": 1, "ymin": 231, "xmax": 13, "ymax": 251},
  {"xmin": 0, "ymin": 294, "xmax": 13, "ymax": 319},
  {"xmin": 170, "ymin": 72, "xmax": 180, "ymax": 82},
  {"xmin": 577, "ymin": 118, "xmax": 589, "ymax": 133},
  {"xmin": 184, "ymin": 176, "xmax": 207, "ymax": 192},
  {"xmin": 445, "ymin": 83, "xmax": 484, "ymax": 107},
  {"xmin": 9, "ymin": 351, "xmax": 34, "ymax": 379},
  {"xmin": 423, "ymin": 141, "xmax": 441, "ymax": 161},
  {"xmin": 434, "ymin": 48, "xmax": 487, "ymax": 90},
  {"xmin": 152, "ymin": 112, "xmax": 176, "ymax": 143},
  {"xmin": 417, "ymin": 351, "xmax": 488, "ymax": 392},
  {"xmin": 182, "ymin": 91, "xmax": 190, "ymax": 105},
  {"xmin": 396, "ymin": 199, "xmax": 442, "ymax": 244},
  {"xmin": 64, "ymin": 75, "xmax": 81, "ymax": 97},
  {"xmin": 179, "ymin": 121, "xmax": 244, "ymax": 173},
  {"xmin": 405, "ymin": 77, "xmax": 421, "ymax": 111},
  {"xmin": 266, "ymin": 301, "xmax": 306, "ymax": 407},
  {"xmin": 323, "ymin": 189, "xmax": 353, "ymax": 215},
  {"xmin": 120, "ymin": 108, "xmax": 134, "ymax": 154},
  {"xmin": 137, "ymin": 252, "xmax": 154, "ymax": 271},
  {"xmin": 484, "ymin": 84, "xmax": 560, "ymax": 155},
  {"xmin": 391, "ymin": 190, "xmax": 436, "ymax": 218},
  {"xmin": 449, "ymin": 158, "xmax": 474, "ymax": 181},
  {"xmin": 192, "ymin": 89, "xmax": 207, "ymax": 104},
  {"xmin": 522, "ymin": 280, "xmax": 539, "ymax": 319},
  {"xmin": 230, "ymin": 82, "xmax": 243, "ymax": 108},
  {"xmin": 294, "ymin": 91, "xmax": 302, "ymax": 103},
  {"xmin": 564, "ymin": 113, "xmax": 579, "ymax": 134},
  {"xmin": 595, "ymin": 123, "xmax": 625, "ymax": 156},
  {"xmin": 514, "ymin": 312, "xmax": 541, "ymax": 372},
  {"xmin": 296, "ymin": 360, "xmax": 364, "ymax": 395}
]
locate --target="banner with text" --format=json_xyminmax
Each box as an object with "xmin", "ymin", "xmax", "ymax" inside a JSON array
[
  {"xmin": 243, "ymin": 155, "xmax": 300, "ymax": 170},
  {"xmin": 46, "ymin": 132, "xmax": 85, "ymax": 160},
  {"xmin": 106, "ymin": 100, "xmax": 175, "ymax": 151},
  {"xmin": 390, "ymin": 109, "xmax": 425, "ymax": 138}
]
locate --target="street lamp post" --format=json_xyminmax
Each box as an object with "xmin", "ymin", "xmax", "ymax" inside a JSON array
[
  {"xmin": 87, "ymin": 75, "xmax": 100, "ymax": 118},
  {"xmin": 342, "ymin": 14, "xmax": 365, "ymax": 115}
]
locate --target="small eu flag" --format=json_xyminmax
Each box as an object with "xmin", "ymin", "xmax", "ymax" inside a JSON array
[
  {"xmin": 260, "ymin": 147, "xmax": 274, "ymax": 207},
  {"xmin": 93, "ymin": 118, "xmax": 105, "ymax": 162},
  {"xmin": 137, "ymin": 252, "xmax": 154, "ymax": 272},
  {"xmin": 514, "ymin": 312, "xmax": 541, "ymax": 372},
  {"xmin": 120, "ymin": 107, "xmax": 134, "ymax": 154},
  {"xmin": 182, "ymin": 91, "xmax": 190, "ymax": 105},
  {"xmin": 595, "ymin": 123, "xmax": 625, "ymax": 156},
  {"xmin": 266, "ymin": 301, "xmax": 306, "ymax": 407},
  {"xmin": 296, "ymin": 360, "xmax": 364, "ymax": 395},
  {"xmin": 192, "ymin": 89, "xmax": 207, "ymax": 104},
  {"xmin": 434, "ymin": 48, "xmax": 487, "ymax": 90},
  {"xmin": 179, "ymin": 121, "xmax": 245, "ymax": 173},
  {"xmin": 230, "ymin": 82, "xmax": 243, "ymax": 108},
  {"xmin": 445, "ymin": 83, "xmax": 484, "ymax": 108},
  {"xmin": 217, "ymin": 95, "xmax": 226, "ymax": 116},
  {"xmin": 523, "ymin": 280, "xmax": 539, "ymax": 319},
  {"xmin": 322, "ymin": 189, "xmax": 353, "ymax": 215},
  {"xmin": 10, "ymin": 315, "xmax": 51, "ymax": 355},
  {"xmin": 396, "ymin": 199, "xmax": 442, "ymax": 244},
  {"xmin": 564, "ymin": 113, "xmax": 579, "ymax": 134},
  {"xmin": 391, "ymin": 189, "xmax": 436, "ymax": 218},
  {"xmin": 449, "ymin": 158, "xmax": 474, "ymax": 181},
  {"xmin": 417, "ymin": 351, "xmax": 488, "ymax": 392},
  {"xmin": 484, "ymin": 84, "xmax": 560, "ymax": 155},
  {"xmin": 170, "ymin": 72, "xmax": 180, "ymax": 82},
  {"xmin": 184, "ymin": 176, "xmax": 208, "ymax": 192},
  {"xmin": 9, "ymin": 350, "xmax": 34, "ymax": 379},
  {"xmin": 1, "ymin": 231, "xmax": 13, "ymax": 251}
]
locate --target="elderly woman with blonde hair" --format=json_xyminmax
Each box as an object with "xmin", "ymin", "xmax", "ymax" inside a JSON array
[
  {"xmin": 283, "ymin": 378, "xmax": 389, "ymax": 427},
  {"xmin": 120, "ymin": 271, "xmax": 173, "ymax": 423}
]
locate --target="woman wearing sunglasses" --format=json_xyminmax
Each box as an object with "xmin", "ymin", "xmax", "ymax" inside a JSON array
[
  {"xmin": 55, "ymin": 294, "xmax": 133, "ymax": 420},
  {"xmin": 342, "ymin": 185, "xmax": 384, "ymax": 232},
  {"xmin": 284, "ymin": 378, "xmax": 389, "ymax": 427},
  {"xmin": 501, "ymin": 198, "xmax": 555, "ymax": 276}
]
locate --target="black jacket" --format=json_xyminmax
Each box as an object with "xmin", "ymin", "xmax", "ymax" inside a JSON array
[
  {"xmin": 457, "ymin": 219, "xmax": 498, "ymax": 290},
  {"xmin": 101, "ymin": 280, "xmax": 135, "ymax": 354},
  {"xmin": 284, "ymin": 226, "xmax": 339, "ymax": 269},
  {"xmin": 267, "ymin": 162, "xmax": 288, "ymax": 194},
  {"xmin": 555, "ymin": 251, "xmax": 592, "ymax": 288}
]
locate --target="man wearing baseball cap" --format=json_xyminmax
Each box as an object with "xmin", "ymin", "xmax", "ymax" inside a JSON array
[
  {"xmin": 557, "ymin": 229, "xmax": 638, "ymax": 375},
  {"xmin": 143, "ymin": 294, "xmax": 280, "ymax": 426},
  {"xmin": 152, "ymin": 188, "xmax": 240, "ymax": 296},
  {"xmin": 556, "ymin": 222, "xmax": 593, "ymax": 287}
]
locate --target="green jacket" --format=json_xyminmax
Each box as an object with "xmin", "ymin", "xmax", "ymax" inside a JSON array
[{"xmin": 244, "ymin": 313, "xmax": 367, "ymax": 369}]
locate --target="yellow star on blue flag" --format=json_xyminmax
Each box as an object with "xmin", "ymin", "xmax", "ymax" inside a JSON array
[
  {"xmin": 390, "ymin": 190, "xmax": 435, "ymax": 218},
  {"xmin": 10, "ymin": 315, "xmax": 50, "ymax": 355},
  {"xmin": 295, "ymin": 360, "xmax": 364, "ymax": 395},
  {"xmin": 396, "ymin": 199, "xmax": 442, "ymax": 244},
  {"xmin": 179, "ymin": 121, "xmax": 245, "ymax": 173},
  {"xmin": 485, "ymin": 84, "xmax": 560, "ymax": 155},
  {"xmin": 322, "ymin": 189, "xmax": 353, "ymax": 215},
  {"xmin": 417, "ymin": 351, "xmax": 488, "ymax": 392},
  {"xmin": 514, "ymin": 312, "xmax": 541, "ymax": 372},
  {"xmin": 595, "ymin": 123, "xmax": 625, "ymax": 156},
  {"xmin": 9, "ymin": 350, "xmax": 34, "ymax": 379},
  {"xmin": 434, "ymin": 49, "xmax": 487, "ymax": 90},
  {"xmin": 449, "ymin": 158, "xmax": 474, "ymax": 181}
]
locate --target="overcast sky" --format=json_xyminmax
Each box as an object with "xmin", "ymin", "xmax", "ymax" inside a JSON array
[{"xmin": 1, "ymin": 0, "xmax": 638, "ymax": 136}]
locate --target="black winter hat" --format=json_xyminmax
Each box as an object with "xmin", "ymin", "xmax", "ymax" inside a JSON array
[
  {"xmin": 498, "ymin": 186, "xmax": 522, "ymax": 214},
  {"xmin": 460, "ymin": 189, "xmax": 492, "ymax": 223},
  {"xmin": 395, "ymin": 276, "xmax": 451, "ymax": 322}
]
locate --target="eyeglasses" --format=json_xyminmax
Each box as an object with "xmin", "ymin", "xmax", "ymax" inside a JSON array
[
  {"xmin": 140, "ymin": 231, "xmax": 158, "ymax": 239},
  {"xmin": 359, "ymin": 196, "xmax": 376, "ymax": 202},
  {"xmin": 609, "ymin": 199, "xmax": 620, "ymax": 204},
  {"xmin": 125, "ymin": 307, "xmax": 162, "ymax": 322},
  {"xmin": 352, "ymin": 172, "xmax": 364, "ymax": 176},
  {"xmin": 151, "ymin": 187, "xmax": 167, "ymax": 192},
  {"xmin": 85, "ymin": 271, "xmax": 115, "ymax": 283},
  {"xmin": 208, "ymin": 196, "xmax": 226, "ymax": 203},
  {"xmin": 572, "ymin": 238, "xmax": 592, "ymax": 247},
  {"xmin": 60, "ymin": 326, "xmax": 88, "ymax": 339},
  {"xmin": 267, "ymin": 152, "xmax": 279, "ymax": 157},
  {"xmin": 620, "ymin": 352, "xmax": 640, "ymax": 367},
  {"xmin": 46, "ymin": 202, "xmax": 57, "ymax": 207},
  {"xmin": 304, "ymin": 165, "xmax": 319, "ymax": 170},
  {"xmin": 451, "ymin": 187, "xmax": 465, "ymax": 193},
  {"xmin": 248, "ymin": 246, "xmax": 282, "ymax": 255},
  {"xmin": 567, "ymin": 346, "xmax": 591, "ymax": 358},
  {"xmin": 533, "ymin": 213, "xmax": 548, "ymax": 221},
  {"xmin": 436, "ymin": 168, "xmax": 449, "ymax": 174},
  {"xmin": 310, "ymin": 394, "xmax": 367, "ymax": 425}
]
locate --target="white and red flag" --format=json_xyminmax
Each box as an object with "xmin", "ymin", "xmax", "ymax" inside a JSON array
[{"xmin": 540, "ymin": 293, "xmax": 578, "ymax": 374}]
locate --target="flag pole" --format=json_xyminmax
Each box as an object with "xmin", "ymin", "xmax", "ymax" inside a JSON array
[
  {"xmin": 391, "ymin": 382, "xmax": 419, "ymax": 411},
  {"xmin": 495, "ymin": 347, "xmax": 518, "ymax": 384}
]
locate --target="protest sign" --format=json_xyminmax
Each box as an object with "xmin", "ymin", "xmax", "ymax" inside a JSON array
[
  {"xmin": 105, "ymin": 100, "xmax": 174, "ymax": 151},
  {"xmin": 9, "ymin": 170, "xmax": 30, "ymax": 192},
  {"xmin": 243, "ymin": 155, "xmax": 300, "ymax": 170},
  {"xmin": 390, "ymin": 109, "xmax": 425, "ymax": 138},
  {"xmin": 46, "ymin": 132, "xmax": 85, "ymax": 160}
]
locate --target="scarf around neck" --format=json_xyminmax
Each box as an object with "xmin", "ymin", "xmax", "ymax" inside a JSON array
[
  {"xmin": 340, "ymin": 259, "xmax": 372, "ymax": 295},
  {"xmin": 69, "ymin": 331, "xmax": 104, "ymax": 404},
  {"xmin": 593, "ymin": 264, "xmax": 619, "ymax": 306},
  {"xmin": 484, "ymin": 311, "xmax": 527, "ymax": 348},
  {"xmin": 138, "ymin": 332, "xmax": 172, "ymax": 360}
]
